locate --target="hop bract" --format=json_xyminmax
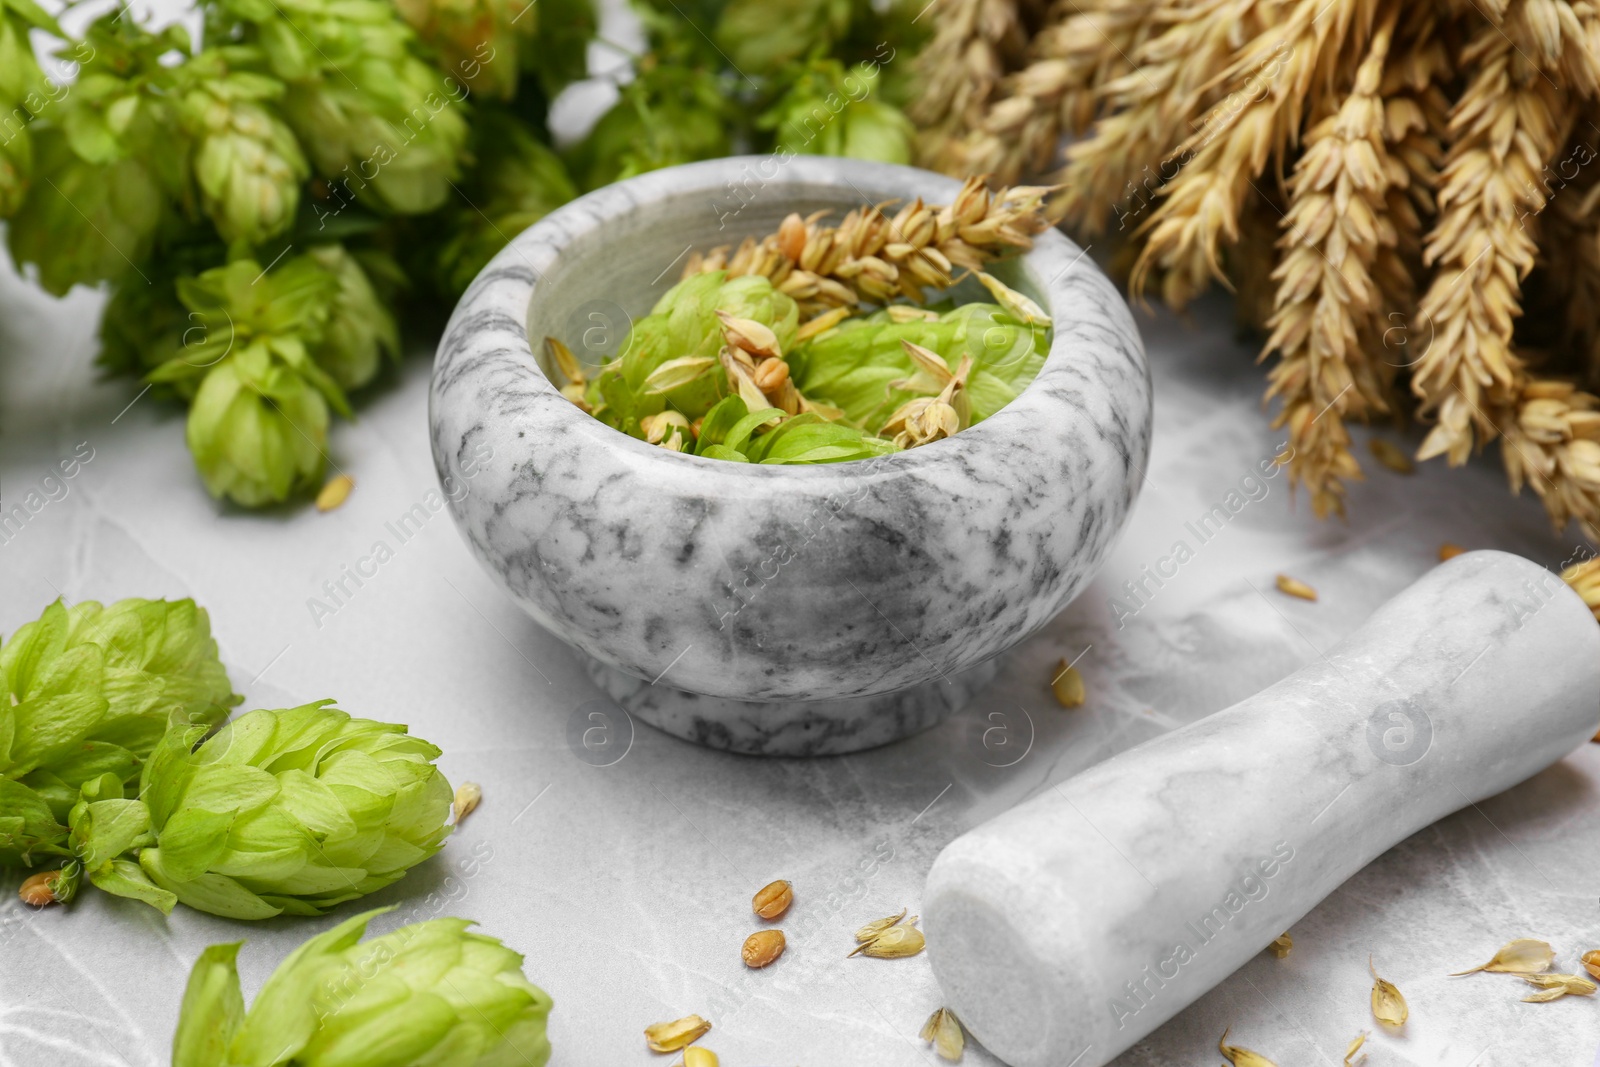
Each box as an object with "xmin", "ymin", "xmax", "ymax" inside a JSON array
[
  {"xmin": 174, "ymin": 908, "xmax": 552, "ymax": 1067},
  {"xmin": 107, "ymin": 701, "xmax": 452, "ymax": 919},
  {"xmin": 0, "ymin": 598, "xmax": 238, "ymax": 867}
]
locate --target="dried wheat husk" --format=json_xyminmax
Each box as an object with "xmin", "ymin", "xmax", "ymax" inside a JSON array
[
  {"xmin": 908, "ymin": 0, "xmax": 1029, "ymax": 150},
  {"xmin": 1501, "ymin": 377, "xmax": 1600, "ymax": 540}
]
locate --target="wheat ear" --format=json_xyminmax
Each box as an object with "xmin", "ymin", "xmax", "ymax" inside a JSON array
[
  {"xmin": 928, "ymin": 0, "xmax": 1156, "ymax": 184},
  {"xmin": 1130, "ymin": 0, "xmax": 1373, "ymax": 308},
  {"xmin": 1410, "ymin": 16, "xmax": 1566, "ymax": 466},
  {"xmin": 1262, "ymin": 7, "xmax": 1400, "ymax": 518},
  {"xmin": 908, "ymin": 0, "xmax": 1028, "ymax": 149},
  {"xmin": 1054, "ymin": 0, "xmax": 1260, "ymax": 238}
]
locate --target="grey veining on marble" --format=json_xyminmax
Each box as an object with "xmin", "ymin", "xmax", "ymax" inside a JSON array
[
  {"xmin": 925, "ymin": 550, "xmax": 1600, "ymax": 1067},
  {"xmin": 429, "ymin": 157, "xmax": 1151, "ymax": 752},
  {"xmin": 582, "ymin": 653, "xmax": 1001, "ymax": 756}
]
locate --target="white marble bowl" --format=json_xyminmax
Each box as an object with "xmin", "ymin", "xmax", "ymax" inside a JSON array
[{"xmin": 429, "ymin": 157, "xmax": 1150, "ymax": 754}]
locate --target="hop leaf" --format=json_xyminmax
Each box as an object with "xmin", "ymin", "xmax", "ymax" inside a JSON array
[
  {"xmin": 173, "ymin": 908, "xmax": 553, "ymax": 1067},
  {"xmin": 0, "ymin": 597, "xmax": 238, "ymax": 865},
  {"xmin": 106, "ymin": 701, "xmax": 453, "ymax": 919},
  {"xmin": 183, "ymin": 65, "xmax": 309, "ymax": 246}
]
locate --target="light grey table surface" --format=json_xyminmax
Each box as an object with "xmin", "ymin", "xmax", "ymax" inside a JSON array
[{"xmin": 4, "ymin": 228, "xmax": 1599, "ymax": 1067}]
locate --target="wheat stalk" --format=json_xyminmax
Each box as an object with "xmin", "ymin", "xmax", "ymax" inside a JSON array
[
  {"xmin": 1261, "ymin": 7, "xmax": 1400, "ymax": 518},
  {"xmin": 683, "ymin": 178, "xmax": 1057, "ymax": 313},
  {"xmin": 1410, "ymin": 12, "xmax": 1566, "ymax": 467},
  {"xmin": 1129, "ymin": 0, "xmax": 1375, "ymax": 308},
  {"xmin": 925, "ymin": 0, "xmax": 1157, "ymax": 184},
  {"xmin": 908, "ymin": 0, "xmax": 1028, "ymax": 151},
  {"xmin": 1054, "ymin": 0, "xmax": 1261, "ymax": 238}
]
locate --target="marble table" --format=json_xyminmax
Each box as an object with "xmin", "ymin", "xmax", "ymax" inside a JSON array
[{"xmin": 4, "ymin": 243, "xmax": 1600, "ymax": 1065}]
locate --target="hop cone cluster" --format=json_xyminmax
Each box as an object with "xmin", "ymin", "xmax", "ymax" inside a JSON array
[
  {"xmin": 1, "ymin": 0, "xmax": 931, "ymax": 507},
  {"xmin": 81, "ymin": 701, "xmax": 454, "ymax": 919},
  {"xmin": 0, "ymin": 598, "xmax": 238, "ymax": 868},
  {"xmin": 6, "ymin": 18, "xmax": 189, "ymax": 296},
  {"xmin": 174, "ymin": 908, "xmax": 552, "ymax": 1067}
]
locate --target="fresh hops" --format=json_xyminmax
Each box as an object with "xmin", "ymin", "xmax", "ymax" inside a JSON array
[
  {"xmin": 0, "ymin": 597, "xmax": 238, "ymax": 868},
  {"xmin": 173, "ymin": 908, "xmax": 552, "ymax": 1067},
  {"xmin": 183, "ymin": 61, "xmax": 309, "ymax": 247},
  {"xmin": 99, "ymin": 701, "xmax": 453, "ymax": 919},
  {"xmin": 148, "ymin": 255, "xmax": 351, "ymax": 505}
]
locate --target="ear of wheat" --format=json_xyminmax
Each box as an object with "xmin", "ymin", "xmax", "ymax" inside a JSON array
[{"xmin": 910, "ymin": 0, "xmax": 1600, "ymax": 542}]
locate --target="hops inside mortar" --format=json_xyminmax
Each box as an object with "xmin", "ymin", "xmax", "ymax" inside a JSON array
[{"xmin": 547, "ymin": 179, "xmax": 1057, "ymax": 463}]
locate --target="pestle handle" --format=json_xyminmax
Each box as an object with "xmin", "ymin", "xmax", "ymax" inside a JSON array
[{"xmin": 924, "ymin": 550, "xmax": 1600, "ymax": 1067}]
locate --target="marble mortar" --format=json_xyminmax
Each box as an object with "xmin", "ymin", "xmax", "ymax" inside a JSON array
[
  {"xmin": 924, "ymin": 550, "xmax": 1600, "ymax": 1066},
  {"xmin": 429, "ymin": 157, "xmax": 1151, "ymax": 754}
]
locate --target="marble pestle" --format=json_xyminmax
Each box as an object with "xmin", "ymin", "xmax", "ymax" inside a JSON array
[{"xmin": 924, "ymin": 550, "xmax": 1600, "ymax": 1067}]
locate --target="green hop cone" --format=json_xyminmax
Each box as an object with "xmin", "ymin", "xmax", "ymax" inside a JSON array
[
  {"xmin": 0, "ymin": 0, "xmax": 59, "ymax": 106},
  {"xmin": 147, "ymin": 255, "xmax": 351, "ymax": 504},
  {"xmin": 714, "ymin": 0, "xmax": 851, "ymax": 74},
  {"xmin": 7, "ymin": 17, "xmax": 192, "ymax": 293},
  {"xmin": 184, "ymin": 65, "xmax": 309, "ymax": 247},
  {"xmin": 7, "ymin": 128, "xmax": 166, "ymax": 295},
  {"xmin": 173, "ymin": 908, "xmax": 553, "ymax": 1067},
  {"xmin": 0, "ymin": 598, "xmax": 238, "ymax": 867},
  {"xmin": 763, "ymin": 60, "xmax": 913, "ymax": 165},
  {"xmin": 247, "ymin": 0, "xmax": 470, "ymax": 215},
  {"xmin": 392, "ymin": 0, "xmax": 536, "ymax": 100},
  {"xmin": 186, "ymin": 356, "xmax": 333, "ymax": 506},
  {"xmin": 307, "ymin": 244, "xmax": 401, "ymax": 390},
  {"xmin": 570, "ymin": 62, "xmax": 731, "ymax": 190},
  {"xmin": 96, "ymin": 701, "xmax": 452, "ymax": 919}
]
